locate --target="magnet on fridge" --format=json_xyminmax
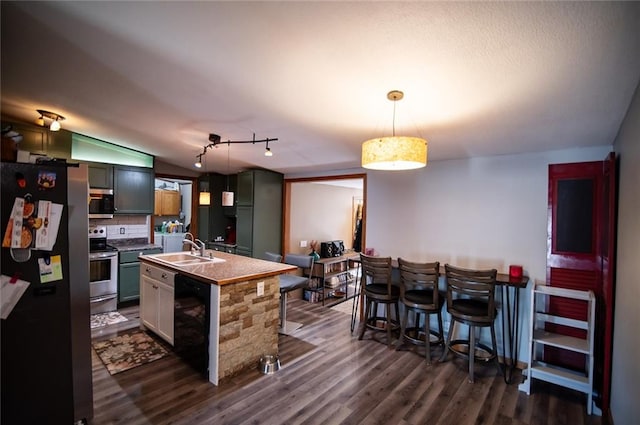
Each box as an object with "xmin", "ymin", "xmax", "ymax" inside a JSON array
[
  {"xmin": 15, "ymin": 172, "xmax": 26, "ymax": 188},
  {"xmin": 37, "ymin": 171, "xmax": 56, "ymax": 190}
]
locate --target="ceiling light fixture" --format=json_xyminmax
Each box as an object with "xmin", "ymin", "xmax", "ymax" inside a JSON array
[
  {"xmin": 194, "ymin": 133, "xmax": 277, "ymax": 169},
  {"xmin": 198, "ymin": 148, "xmax": 211, "ymax": 205},
  {"xmin": 35, "ymin": 109, "xmax": 65, "ymax": 132},
  {"xmin": 222, "ymin": 143, "xmax": 234, "ymax": 207},
  {"xmin": 361, "ymin": 90, "xmax": 427, "ymax": 170}
]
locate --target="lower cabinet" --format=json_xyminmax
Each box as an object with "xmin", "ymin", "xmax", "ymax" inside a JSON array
[
  {"xmin": 140, "ymin": 263, "xmax": 175, "ymax": 345},
  {"xmin": 119, "ymin": 248, "xmax": 162, "ymax": 303}
]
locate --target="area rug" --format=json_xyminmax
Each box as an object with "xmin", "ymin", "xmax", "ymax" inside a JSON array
[
  {"xmin": 90, "ymin": 311, "xmax": 128, "ymax": 329},
  {"xmin": 93, "ymin": 330, "xmax": 169, "ymax": 375}
]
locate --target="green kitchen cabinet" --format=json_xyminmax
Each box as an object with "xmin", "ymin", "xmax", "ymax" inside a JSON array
[
  {"xmin": 114, "ymin": 165, "xmax": 154, "ymax": 214},
  {"xmin": 3, "ymin": 121, "xmax": 72, "ymax": 159},
  {"xmin": 236, "ymin": 170, "xmax": 254, "ymax": 206},
  {"xmin": 235, "ymin": 169, "xmax": 283, "ymax": 258},
  {"xmin": 88, "ymin": 163, "xmax": 114, "ymax": 189},
  {"xmin": 119, "ymin": 248, "xmax": 162, "ymax": 303}
]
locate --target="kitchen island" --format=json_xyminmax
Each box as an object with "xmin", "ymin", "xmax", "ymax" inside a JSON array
[{"xmin": 138, "ymin": 250, "xmax": 295, "ymax": 385}]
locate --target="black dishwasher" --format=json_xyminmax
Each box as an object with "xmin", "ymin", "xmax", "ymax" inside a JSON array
[{"xmin": 174, "ymin": 274, "xmax": 210, "ymax": 378}]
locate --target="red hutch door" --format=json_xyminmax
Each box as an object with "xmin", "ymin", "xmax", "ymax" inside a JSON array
[{"xmin": 546, "ymin": 152, "xmax": 616, "ymax": 413}]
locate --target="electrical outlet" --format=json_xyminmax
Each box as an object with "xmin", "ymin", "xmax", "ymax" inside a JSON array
[
  {"xmin": 300, "ymin": 240, "xmax": 307, "ymax": 248},
  {"xmin": 257, "ymin": 281, "xmax": 265, "ymax": 297},
  {"xmin": 119, "ymin": 227, "xmax": 125, "ymax": 234}
]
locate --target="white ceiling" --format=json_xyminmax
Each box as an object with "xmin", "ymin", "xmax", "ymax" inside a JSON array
[{"xmin": 2, "ymin": 2, "xmax": 639, "ymax": 176}]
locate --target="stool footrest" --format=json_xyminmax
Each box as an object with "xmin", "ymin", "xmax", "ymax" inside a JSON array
[
  {"xmin": 447, "ymin": 339, "xmax": 496, "ymax": 362},
  {"xmin": 402, "ymin": 327, "xmax": 444, "ymax": 347}
]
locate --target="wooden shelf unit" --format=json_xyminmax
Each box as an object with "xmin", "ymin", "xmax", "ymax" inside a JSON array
[
  {"xmin": 305, "ymin": 254, "xmax": 359, "ymax": 306},
  {"xmin": 519, "ymin": 283, "xmax": 596, "ymax": 415}
]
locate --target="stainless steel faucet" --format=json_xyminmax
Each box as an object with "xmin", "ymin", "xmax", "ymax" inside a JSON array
[{"xmin": 183, "ymin": 238, "xmax": 206, "ymax": 257}]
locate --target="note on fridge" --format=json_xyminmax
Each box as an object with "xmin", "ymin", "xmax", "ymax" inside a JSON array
[
  {"xmin": 35, "ymin": 201, "xmax": 63, "ymax": 251},
  {"xmin": 1, "ymin": 274, "xmax": 31, "ymax": 320}
]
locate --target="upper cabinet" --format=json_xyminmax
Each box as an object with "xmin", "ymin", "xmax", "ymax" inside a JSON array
[
  {"xmin": 236, "ymin": 171, "xmax": 254, "ymax": 206},
  {"xmin": 113, "ymin": 165, "xmax": 154, "ymax": 214},
  {"xmin": 88, "ymin": 163, "xmax": 114, "ymax": 189},
  {"xmin": 87, "ymin": 162, "xmax": 154, "ymax": 214},
  {"xmin": 3, "ymin": 122, "xmax": 72, "ymax": 160},
  {"xmin": 154, "ymin": 190, "xmax": 180, "ymax": 216}
]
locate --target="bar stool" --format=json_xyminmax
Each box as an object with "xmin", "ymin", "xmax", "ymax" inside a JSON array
[
  {"xmin": 358, "ymin": 253, "xmax": 400, "ymax": 348},
  {"xmin": 439, "ymin": 264, "xmax": 499, "ymax": 383},
  {"xmin": 396, "ymin": 258, "xmax": 444, "ymax": 364}
]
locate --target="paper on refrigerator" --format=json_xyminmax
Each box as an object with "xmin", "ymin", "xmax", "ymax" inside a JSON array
[
  {"xmin": 35, "ymin": 201, "xmax": 63, "ymax": 251},
  {"xmin": 1, "ymin": 275, "xmax": 30, "ymax": 319}
]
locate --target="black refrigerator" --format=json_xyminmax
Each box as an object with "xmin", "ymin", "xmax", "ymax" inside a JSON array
[{"xmin": 1, "ymin": 161, "xmax": 93, "ymax": 424}]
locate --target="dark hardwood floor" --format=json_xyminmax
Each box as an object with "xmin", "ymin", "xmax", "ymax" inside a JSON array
[{"xmin": 89, "ymin": 299, "xmax": 601, "ymax": 425}]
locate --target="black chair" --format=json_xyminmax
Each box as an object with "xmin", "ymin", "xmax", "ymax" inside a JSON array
[
  {"xmin": 439, "ymin": 264, "xmax": 499, "ymax": 383},
  {"xmin": 278, "ymin": 253, "xmax": 314, "ymax": 335},
  {"xmin": 396, "ymin": 258, "xmax": 444, "ymax": 364},
  {"xmin": 358, "ymin": 253, "xmax": 400, "ymax": 348}
]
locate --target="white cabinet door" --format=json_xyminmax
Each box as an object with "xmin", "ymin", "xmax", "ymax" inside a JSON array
[
  {"xmin": 157, "ymin": 281, "xmax": 175, "ymax": 344},
  {"xmin": 140, "ymin": 275, "xmax": 159, "ymax": 331}
]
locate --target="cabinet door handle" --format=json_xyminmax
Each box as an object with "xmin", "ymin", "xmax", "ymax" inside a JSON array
[
  {"xmin": 145, "ymin": 267, "xmax": 151, "ymax": 273},
  {"xmin": 161, "ymin": 273, "xmax": 167, "ymax": 279},
  {"xmin": 153, "ymin": 284, "xmax": 158, "ymax": 289}
]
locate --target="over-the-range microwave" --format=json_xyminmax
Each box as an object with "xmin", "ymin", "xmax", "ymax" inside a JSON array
[{"xmin": 89, "ymin": 188, "xmax": 115, "ymax": 219}]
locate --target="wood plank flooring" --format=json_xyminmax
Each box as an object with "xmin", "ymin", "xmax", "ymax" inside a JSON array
[{"xmin": 89, "ymin": 299, "xmax": 601, "ymax": 425}]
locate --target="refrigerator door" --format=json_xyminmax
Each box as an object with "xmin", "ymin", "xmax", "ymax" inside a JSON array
[{"xmin": 1, "ymin": 162, "xmax": 92, "ymax": 424}]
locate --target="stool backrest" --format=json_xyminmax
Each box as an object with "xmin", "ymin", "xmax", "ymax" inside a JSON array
[
  {"xmin": 444, "ymin": 264, "xmax": 497, "ymax": 320},
  {"xmin": 398, "ymin": 258, "xmax": 440, "ymax": 306},
  {"xmin": 264, "ymin": 251, "xmax": 283, "ymax": 263},
  {"xmin": 360, "ymin": 253, "xmax": 392, "ymax": 287},
  {"xmin": 283, "ymin": 253, "xmax": 314, "ymax": 270}
]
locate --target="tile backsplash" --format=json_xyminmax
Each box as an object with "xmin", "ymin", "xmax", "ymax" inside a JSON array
[{"xmin": 90, "ymin": 215, "xmax": 150, "ymax": 241}]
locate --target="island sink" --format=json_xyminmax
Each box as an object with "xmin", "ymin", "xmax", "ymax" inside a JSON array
[{"xmin": 151, "ymin": 252, "xmax": 226, "ymax": 266}]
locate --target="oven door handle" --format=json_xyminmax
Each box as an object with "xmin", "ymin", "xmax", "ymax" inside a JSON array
[{"xmin": 90, "ymin": 294, "xmax": 117, "ymax": 303}]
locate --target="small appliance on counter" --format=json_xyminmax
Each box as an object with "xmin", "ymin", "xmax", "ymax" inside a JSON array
[{"xmin": 320, "ymin": 240, "xmax": 345, "ymax": 258}]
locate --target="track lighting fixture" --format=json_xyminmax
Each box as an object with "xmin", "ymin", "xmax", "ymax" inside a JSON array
[
  {"xmin": 35, "ymin": 109, "xmax": 65, "ymax": 132},
  {"xmin": 193, "ymin": 133, "xmax": 277, "ymax": 168}
]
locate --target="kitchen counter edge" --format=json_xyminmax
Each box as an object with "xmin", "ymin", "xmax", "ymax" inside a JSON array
[{"xmin": 138, "ymin": 250, "xmax": 296, "ymax": 286}]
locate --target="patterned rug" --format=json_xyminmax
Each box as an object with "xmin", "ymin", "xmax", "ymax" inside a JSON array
[
  {"xmin": 90, "ymin": 311, "xmax": 128, "ymax": 329},
  {"xmin": 93, "ymin": 330, "xmax": 170, "ymax": 375}
]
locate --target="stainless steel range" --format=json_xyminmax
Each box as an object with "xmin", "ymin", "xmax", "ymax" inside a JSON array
[{"xmin": 89, "ymin": 225, "xmax": 118, "ymax": 314}]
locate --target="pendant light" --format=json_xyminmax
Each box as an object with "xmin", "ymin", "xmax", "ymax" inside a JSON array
[
  {"xmin": 361, "ymin": 90, "xmax": 427, "ymax": 170},
  {"xmin": 198, "ymin": 150, "xmax": 211, "ymax": 205},
  {"xmin": 222, "ymin": 143, "xmax": 234, "ymax": 206}
]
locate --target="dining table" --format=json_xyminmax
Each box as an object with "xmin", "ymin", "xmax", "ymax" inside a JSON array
[{"xmin": 349, "ymin": 258, "xmax": 529, "ymax": 384}]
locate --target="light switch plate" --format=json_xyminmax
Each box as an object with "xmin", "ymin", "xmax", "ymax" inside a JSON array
[{"xmin": 257, "ymin": 281, "xmax": 264, "ymax": 297}]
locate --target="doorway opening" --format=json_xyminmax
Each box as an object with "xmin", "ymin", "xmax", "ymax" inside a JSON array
[{"xmin": 283, "ymin": 174, "xmax": 366, "ymax": 256}]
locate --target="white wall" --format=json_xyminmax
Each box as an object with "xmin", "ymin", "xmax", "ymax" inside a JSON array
[
  {"xmin": 365, "ymin": 145, "xmax": 612, "ymax": 362},
  {"xmin": 611, "ymin": 83, "xmax": 640, "ymax": 424},
  {"xmin": 367, "ymin": 147, "xmax": 611, "ymax": 272},
  {"xmin": 289, "ymin": 182, "xmax": 363, "ymax": 254}
]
